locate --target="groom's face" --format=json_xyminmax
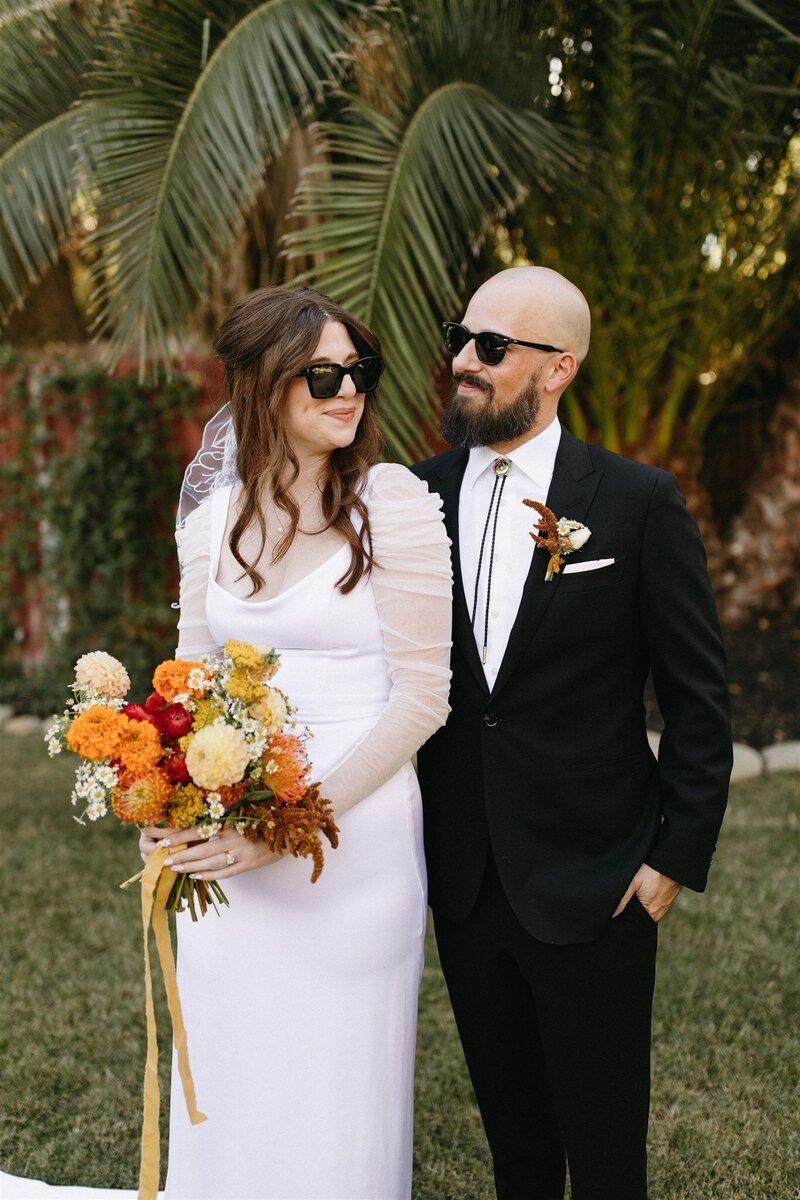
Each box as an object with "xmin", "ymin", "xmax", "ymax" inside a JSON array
[{"xmin": 439, "ymin": 294, "xmax": 548, "ymax": 449}]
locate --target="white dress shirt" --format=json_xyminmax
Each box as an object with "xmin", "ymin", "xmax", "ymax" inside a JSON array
[{"xmin": 458, "ymin": 417, "xmax": 562, "ymax": 687}]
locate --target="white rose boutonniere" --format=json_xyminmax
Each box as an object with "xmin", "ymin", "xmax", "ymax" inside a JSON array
[{"xmin": 523, "ymin": 500, "xmax": 592, "ymax": 581}]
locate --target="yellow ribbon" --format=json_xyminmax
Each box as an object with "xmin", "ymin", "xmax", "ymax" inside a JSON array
[{"xmin": 136, "ymin": 844, "xmax": 207, "ymax": 1200}]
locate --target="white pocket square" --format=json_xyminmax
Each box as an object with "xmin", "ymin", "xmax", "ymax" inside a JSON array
[{"xmin": 562, "ymin": 557, "xmax": 615, "ymax": 574}]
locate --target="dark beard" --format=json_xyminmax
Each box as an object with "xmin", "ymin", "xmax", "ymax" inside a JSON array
[{"xmin": 440, "ymin": 370, "xmax": 541, "ymax": 448}]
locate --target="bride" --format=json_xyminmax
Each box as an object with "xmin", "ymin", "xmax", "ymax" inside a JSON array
[
  {"xmin": 142, "ymin": 285, "xmax": 452, "ymax": 1200},
  {"xmin": 1, "ymin": 285, "xmax": 452, "ymax": 1200}
]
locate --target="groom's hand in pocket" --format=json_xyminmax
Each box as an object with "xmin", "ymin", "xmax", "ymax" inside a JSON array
[{"xmin": 613, "ymin": 863, "xmax": 682, "ymax": 922}]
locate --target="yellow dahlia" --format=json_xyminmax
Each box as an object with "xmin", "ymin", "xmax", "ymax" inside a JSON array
[
  {"xmin": 249, "ymin": 688, "xmax": 288, "ymax": 735},
  {"xmin": 167, "ymin": 783, "xmax": 208, "ymax": 828},
  {"xmin": 185, "ymin": 724, "xmax": 249, "ymax": 790},
  {"xmin": 153, "ymin": 659, "xmax": 205, "ymax": 702},
  {"xmin": 116, "ymin": 720, "xmax": 163, "ymax": 775},
  {"xmin": 74, "ymin": 651, "xmax": 131, "ymax": 698},
  {"xmin": 265, "ymin": 734, "xmax": 309, "ymax": 804},
  {"xmin": 66, "ymin": 706, "xmax": 128, "ymax": 761},
  {"xmin": 112, "ymin": 769, "xmax": 171, "ymax": 825}
]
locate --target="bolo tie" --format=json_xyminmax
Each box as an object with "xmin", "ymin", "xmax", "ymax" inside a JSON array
[{"xmin": 470, "ymin": 457, "xmax": 511, "ymax": 665}]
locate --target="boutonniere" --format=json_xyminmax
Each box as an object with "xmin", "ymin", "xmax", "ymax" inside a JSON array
[{"xmin": 523, "ymin": 500, "xmax": 591, "ymax": 581}]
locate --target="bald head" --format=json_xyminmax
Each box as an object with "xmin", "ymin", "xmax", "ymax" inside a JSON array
[{"xmin": 469, "ymin": 266, "xmax": 591, "ymax": 366}]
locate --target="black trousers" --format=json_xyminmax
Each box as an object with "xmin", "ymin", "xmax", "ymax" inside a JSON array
[{"xmin": 433, "ymin": 851, "xmax": 658, "ymax": 1200}]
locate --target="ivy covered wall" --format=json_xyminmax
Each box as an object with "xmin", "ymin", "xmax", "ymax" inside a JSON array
[{"xmin": 0, "ymin": 348, "xmax": 218, "ymax": 714}]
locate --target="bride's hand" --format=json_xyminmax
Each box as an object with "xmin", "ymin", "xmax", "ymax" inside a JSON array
[
  {"xmin": 139, "ymin": 825, "xmax": 281, "ymax": 879},
  {"xmin": 139, "ymin": 823, "xmax": 208, "ymax": 863}
]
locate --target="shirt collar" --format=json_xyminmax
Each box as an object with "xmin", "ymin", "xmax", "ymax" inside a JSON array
[{"xmin": 463, "ymin": 417, "xmax": 562, "ymax": 491}]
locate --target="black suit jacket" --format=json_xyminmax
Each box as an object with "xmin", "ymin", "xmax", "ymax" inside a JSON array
[{"xmin": 411, "ymin": 430, "xmax": 733, "ymax": 944}]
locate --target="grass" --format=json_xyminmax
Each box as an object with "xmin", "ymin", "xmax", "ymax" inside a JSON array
[{"xmin": 1, "ymin": 732, "xmax": 798, "ymax": 1199}]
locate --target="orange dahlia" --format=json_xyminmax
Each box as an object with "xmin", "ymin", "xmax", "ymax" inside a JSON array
[
  {"xmin": 112, "ymin": 769, "xmax": 171, "ymax": 825},
  {"xmin": 265, "ymin": 734, "xmax": 309, "ymax": 805},
  {"xmin": 152, "ymin": 659, "xmax": 205, "ymax": 702},
  {"xmin": 66, "ymin": 706, "xmax": 129, "ymax": 761},
  {"xmin": 116, "ymin": 720, "xmax": 163, "ymax": 775}
]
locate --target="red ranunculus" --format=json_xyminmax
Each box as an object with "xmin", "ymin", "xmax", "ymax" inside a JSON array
[
  {"xmin": 155, "ymin": 702, "xmax": 193, "ymax": 740},
  {"xmin": 163, "ymin": 751, "xmax": 191, "ymax": 783},
  {"xmin": 145, "ymin": 691, "xmax": 165, "ymax": 715},
  {"xmin": 123, "ymin": 703, "xmax": 159, "ymax": 727}
]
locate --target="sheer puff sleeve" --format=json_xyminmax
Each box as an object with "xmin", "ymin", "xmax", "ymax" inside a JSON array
[
  {"xmin": 174, "ymin": 498, "xmax": 218, "ymax": 661},
  {"xmin": 321, "ymin": 464, "xmax": 453, "ymax": 815}
]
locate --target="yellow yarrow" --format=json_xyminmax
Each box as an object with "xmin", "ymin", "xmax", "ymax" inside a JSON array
[
  {"xmin": 224, "ymin": 640, "xmax": 264, "ymax": 672},
  {"xmin": 178, "ymin": 733, "xmax": 194, "ymax": 752},
  {"xmin": 192, "ymin": 698, "xmax": 225, "ymax": 729},
  {"xmin": 168, "ymin": 783, "xmax": 208, "ymax": 829},
  {"xmin": 225, "ymin": 668, "xmax": 266, "ymax": 705}
]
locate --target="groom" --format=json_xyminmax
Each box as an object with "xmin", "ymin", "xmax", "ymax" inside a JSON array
[{"xmin": 411, "ymin": 266, "xmax": 732, "ymax": 1200}]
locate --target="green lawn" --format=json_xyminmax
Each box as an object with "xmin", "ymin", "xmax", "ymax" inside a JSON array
[{"xmin": 1, "ymin": 732, "xmax": 798, "ymax": 1199}]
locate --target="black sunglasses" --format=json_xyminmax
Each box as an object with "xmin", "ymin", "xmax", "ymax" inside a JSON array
[
  {"xmin": 442, "ymin": 321, "xmax": 563, "ymax": 366},
  {"xmin": 295, "ymin": 355, "xmax": 384, "ymax": 400}
]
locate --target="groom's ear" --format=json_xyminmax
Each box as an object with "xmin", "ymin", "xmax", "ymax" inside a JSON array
[{"xmin": 543, "ymin": 351, "xmax": 578, "ymax": 394}]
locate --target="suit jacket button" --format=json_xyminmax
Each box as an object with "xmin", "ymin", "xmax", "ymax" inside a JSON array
[{"xmin": 483, "ymin": 713, "xmax": 498, "ymax": 727}]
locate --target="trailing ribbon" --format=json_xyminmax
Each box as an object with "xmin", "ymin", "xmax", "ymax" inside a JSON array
[{"xmin": 134, "ymin": 844, "xmax": 207, "ymax": 1200}]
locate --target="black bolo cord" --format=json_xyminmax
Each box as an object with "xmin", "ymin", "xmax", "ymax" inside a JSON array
[{"xmin": 469, "ymin": 459, "xmax": 510, "ymax": 665}]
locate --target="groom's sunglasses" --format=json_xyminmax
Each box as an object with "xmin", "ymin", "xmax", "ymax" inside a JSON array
[
  {"xmin": 442, "ymin": 321, "xmax": 563, "ymax": 366},
  {"xmin": 295, "ymin": 355, "xmax": 384, "ymax": 400}
]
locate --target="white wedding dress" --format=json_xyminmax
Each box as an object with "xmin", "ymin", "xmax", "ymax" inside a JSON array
[{"xmin": 1, "ymin": 463, "xmax": 451, "ymax": 1200}]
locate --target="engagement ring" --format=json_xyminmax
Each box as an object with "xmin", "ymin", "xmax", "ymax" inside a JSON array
[{"xmin": 225, "ymin": 850, "xmax": 236, "ymax": 866}]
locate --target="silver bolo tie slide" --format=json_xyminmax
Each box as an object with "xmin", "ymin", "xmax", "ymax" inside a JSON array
[{"xmin": 470, "ymin": 457, "xmax": 511, "ymax": 665}]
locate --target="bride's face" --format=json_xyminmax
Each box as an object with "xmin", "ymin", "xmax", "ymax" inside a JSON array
[{"xmin": 281, "ymin": 321, "xmax": 365, "ymax": 461}]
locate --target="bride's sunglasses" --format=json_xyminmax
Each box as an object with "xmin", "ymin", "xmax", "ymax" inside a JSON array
[
  {"xmin": 442, "ymin": 321, "xmax": 563, "ymax": 366},
  {"xmin": 295, "ymin": 355, "xmax": 384, "ymax": 400}
]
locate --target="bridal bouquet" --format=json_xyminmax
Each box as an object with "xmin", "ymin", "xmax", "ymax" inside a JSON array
[{"xmin": 45, "ymin": 640, "xmax": 339, "ymax": 917}]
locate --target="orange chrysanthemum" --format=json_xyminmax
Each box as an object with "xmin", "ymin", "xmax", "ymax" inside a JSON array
[
  {"xmin": 265, "ymin": 734, "xmax": 309, "ymax": 805},
  {"xmin": 116, "ymin": 720, "xmax": 163, "ymax": 775},
  {"xmin": 112, "ymin": 769, "xmax": 171, "ymax": 825},
  {"xmin": 152, "ymin": 659, "xmax": 205, "ymax": 702},
  {"xmin": 66, "ymin": 706, "xmax": 129, "ymax": 761}
]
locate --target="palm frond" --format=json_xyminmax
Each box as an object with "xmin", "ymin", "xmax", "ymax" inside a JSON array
[
  {"xmin": 0, "ymin": 1, "xmax": 98, "ymax": 316},
  {"xmin": 286, "ymin": 0, "xmax": 579, "ymax": 460},
  {"xmin": 87, "ymin": 0, "xmax": 355, "ymax": 374}
]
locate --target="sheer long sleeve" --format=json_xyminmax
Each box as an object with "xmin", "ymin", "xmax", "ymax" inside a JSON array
[
  {"xmin": 321, "ymin": 465, "xmax": 453, "ymax": 815},
  {"xmin": 174, "ymin": 499, "xmax": 218, "ymax": 660}
]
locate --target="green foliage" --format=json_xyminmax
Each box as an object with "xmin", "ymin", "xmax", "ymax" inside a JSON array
[
  {"xmin": 87, "ymin": 0, "xmax": 356, "ymax": 372},
  {"xmin": 0, "ymin": 352, "xmax": 197, "ymax": 714},
  {"xmin": 495, "ymin": 0, "xmax": 800, "ymax": 463},
  {"xmin": 0, "ymin": 1, "xmax": 101, "ymax": 312}
]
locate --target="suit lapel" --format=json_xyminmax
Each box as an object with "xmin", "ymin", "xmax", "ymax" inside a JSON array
[
  {"xmin": 490, "ymin": 430, "xmax": 602, "ymax": 699},
  {"xmin": 428, "ymin": 451, "xmax": 490, "ymax": 695}
]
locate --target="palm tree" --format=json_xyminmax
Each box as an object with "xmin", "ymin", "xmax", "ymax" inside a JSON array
[
  {"xmin": 493, "ymin": 1, "xmax": 800, "ymax": 469},
  {"xmin": 1, "ymin": 0, "xmax": 797, "ymax": 465},
  {"xmin": 0, "ymin": 0, "xmax": 574, "ymax": 459}
]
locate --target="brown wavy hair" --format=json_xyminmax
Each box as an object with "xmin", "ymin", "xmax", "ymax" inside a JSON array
[{"xmin": 213, "ymin": 285, "xmax": 384, "ymax": 595}]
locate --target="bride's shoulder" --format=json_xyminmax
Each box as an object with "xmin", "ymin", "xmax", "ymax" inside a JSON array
[
  {"xmin": 175, "ymin": 483, "xmax": 233, "ymax": 561},
  {"xmin": 365, "ymin": 462, "xmax": 436, "ymax": 502},
  {"xmin": 363, "ymin": 463, "xmax": 448, "ymax": 549}
]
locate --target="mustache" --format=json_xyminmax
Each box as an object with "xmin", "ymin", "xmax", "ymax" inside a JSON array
[{"xmin": 452, "ymin": 372, "xmax": 494, "ymax": 397}]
